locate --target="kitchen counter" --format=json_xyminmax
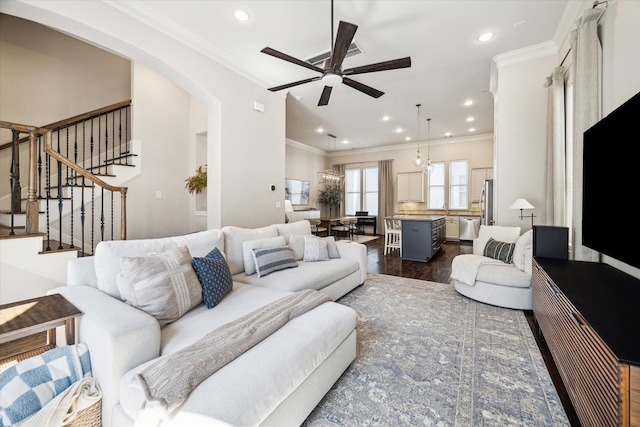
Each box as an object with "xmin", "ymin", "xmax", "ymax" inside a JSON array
[
  {"xmin": 395, "ymin": 215, "xmax": 446, "ymax": 262},
  {"xmin": 393, "ymin": 214, "xmax": 445, "ymax": 221}
]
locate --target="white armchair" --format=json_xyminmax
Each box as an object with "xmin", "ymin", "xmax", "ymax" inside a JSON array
[{"xmin": 450, "ymin": 225, "xmax": 533, "ymax": 310}]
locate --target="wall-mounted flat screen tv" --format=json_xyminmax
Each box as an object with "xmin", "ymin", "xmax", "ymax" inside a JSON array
[
  {"xmin": 582, "ymin": 90, "xmax": 639, "ymax": 269},
  {"xmin": 285, "ymin": 178, "xmax": 310, "ymax": 206}
]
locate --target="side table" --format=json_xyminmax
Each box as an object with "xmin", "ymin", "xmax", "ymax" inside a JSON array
[{"xmin": 0, "ymin": 293, "xmax": 82, "ymax": 353}]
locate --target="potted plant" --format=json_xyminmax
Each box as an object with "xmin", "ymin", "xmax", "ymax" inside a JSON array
[
  {"xmin": 317, "ymin": 185, "xmax": 342, "ymax": 217},
  {"xmin": 185, "ymin": 165, "xmax": 207, "ymax": 194}
]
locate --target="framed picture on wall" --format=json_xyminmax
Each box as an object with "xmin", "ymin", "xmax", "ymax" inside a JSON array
[{"xmin": 285, "ymin": 178, "xmax": 310, "ymax": 206}]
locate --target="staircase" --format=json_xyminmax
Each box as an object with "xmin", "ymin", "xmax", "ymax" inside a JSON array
[{"xmin": 0, "ymin": 101, "xmax": 137, "ymax": 304}]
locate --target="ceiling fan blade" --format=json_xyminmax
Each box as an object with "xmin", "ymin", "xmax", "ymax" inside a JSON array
[
  {"xmin": 343, "ymin": 57, "xmax": 412, "ymax": 76},
  {"xmin": 318, "ymin": 86, "xmax": 333, "ymax": 106},
  {"xmin": 261, "ymin": 47, "xmax": 323, "ymax": 73},
  {"xmin": 342, "ymin": 77, "xmax": 384, "ymax": 98},
  {"xmin": 329, "ymin": 21, "xmax": 358, "ymax": 71},
  {"xmin": 268, "ymin": 76, "xmax": 321, "ymax": 92}
]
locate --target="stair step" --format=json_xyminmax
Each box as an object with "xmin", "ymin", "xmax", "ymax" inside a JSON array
[{"xmin": 40, "ymin": 239, "xmax": 81, "ymax": 254}]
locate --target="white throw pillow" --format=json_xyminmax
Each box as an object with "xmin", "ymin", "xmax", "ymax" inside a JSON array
[
  {"xmin": 512, "ymin": 229, "xmax": 533, "ymax": 271},
  {"xmin": 288, "ymin": 234, "xmax": 306, "ymax": 260},
  {"xmin": 474, "ymin": 225, "xmax": 521, "ymax": 255},
  {"xmin": 242, "ymin": 236, "xmax": 287, "ymax": 275},
  {"xmin": 303, "ymin": 235, "xmax": 330, "ymax": 262},
  {"xmin": 221, "ymin": 225, "xmax": 278, "ymax": 275}
]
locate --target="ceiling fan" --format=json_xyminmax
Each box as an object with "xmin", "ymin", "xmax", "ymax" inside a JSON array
[{"xmin": 261, "ymin": 1, "xmax": 411, "ymax": 106}]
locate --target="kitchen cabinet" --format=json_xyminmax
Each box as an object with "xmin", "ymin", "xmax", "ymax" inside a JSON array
[
  {"xmin": 471, "ymin": 168, "xmax": 493, "ymax": 203},
  {"xmin": 397, "ymin": 172, "xmax": 424, "ymax": 202},
  {"xmin": 445, "ymin": 216, "xmax": 459, "ymax": 240},
  {"xmin": 397, "ymin": 215, "xmax": 445, "ymax": 262}
]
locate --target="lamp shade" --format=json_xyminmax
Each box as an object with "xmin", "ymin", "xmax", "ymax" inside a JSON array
[
  {"xmin": 284, "ymin": 200, "xmax": 294, "ymax": 213},
  {"xmin": 509, "ymin": 198, "xmax": 534, "ymax": 210}
]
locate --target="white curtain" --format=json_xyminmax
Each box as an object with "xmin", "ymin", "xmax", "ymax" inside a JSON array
[
  {"xmin": 544, "ymin": 66, "xmax": 566, "ymax": 226},
  {"xmin": 571, "ymin": 8, "xmax": 602, "ymax": 262}
]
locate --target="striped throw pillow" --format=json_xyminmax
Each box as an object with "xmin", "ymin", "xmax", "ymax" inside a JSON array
[
  {"xmin": 251, "ymin": 246, "xmax": 298, "ymax": 278},
  {"xmin": 483, "ymin": 237, "xmax": 516, "ymax": 264}
]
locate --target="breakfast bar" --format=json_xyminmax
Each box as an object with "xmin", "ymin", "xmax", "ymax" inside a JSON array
[{"xmin": 394, "ymin": 215, "xmax": 446, "ymax": 262}]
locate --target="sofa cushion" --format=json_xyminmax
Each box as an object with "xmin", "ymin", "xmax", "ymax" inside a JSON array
[
  {"xmin": 483, "ymin": 238, "xmax": 516, "ymax": 264},
  {"xmin": 252, "ymin": 246, "xmax": 298, "ymax": 278},
  {"xmin": 192, "ymin": 248, "xmax": 233, "ymax": 309},
  {"xmin": 512, "ymin": 230, "xmax": 533, "ymax": 271},
  {"xmin": 234, "ymin": 258, "xmax": 359, "ymax": 292},
  {"xmin": 476, "ymin": 263, "xmax": 532, "ymax": 288},
  {"xmin": 303, "ymin": 235, "xmax": 329, "ymax": 262},
  {"xmin": 94, "ymin": 229, "xmax": 224, "ymax": 300},
  {"xmin": 275, "ymin": 220, "xmax": 311, "ymax": 244},
  {"xmin": 242, "ymin": 236, "xmax": 287, "ymax": 275},
  {"xmin": 118, "ymin": 246, "xmax": 203, "ymax": 327},
  {"xmin": 474, "ymin": 225, "xmax": 521, "ymax": 255},
  {"xmin": 120, "ymin": 284, "xmax": 357, "ymax": 426},
  {"xmin": 222, "ymin": 225, "xmax": 278, "ymax": 275}
]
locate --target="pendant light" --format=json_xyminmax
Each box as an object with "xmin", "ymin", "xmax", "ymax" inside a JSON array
[
  {"xmin": 411, "ymin": 104, "xmax": 425, "ymax": 169},
  {"xmin": 425, "ymin": 118, "xmax": 434, "ymax": 173}
]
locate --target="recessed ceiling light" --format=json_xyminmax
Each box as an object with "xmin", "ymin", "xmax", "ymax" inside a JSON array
[
  {"xmin": 477, "ymin": 32, "xmax": 494, "ymax": 42},
  {"xmin": 464, "ymin": 100, "xmax": 473, "ymax": 106},
  {"xmin": 466, "ymin": 117, "xmax": 474, "ymax": 122},
  {"xmin": 317, "ymin": 127, "xmax": 324, "ymax": 133},
  {"xmin": 382, "ymin": 116, "xmax": 390, "ymax": 121},
  {"xmin": 405, "ymin": 136, "xmax": 412, "ymax": 141},
  {"xmin": 234, "ymin": 10, "xmax": 250, "ymax": 22},
  {"xmin": 342, "ymin": 139, "xmax": 349, "ymax": 145},
  {"xmin": 395, "ymin": 128, "xmax": 403, "ymax": 133},
  {"xmin": 445, "ymin": 132, "xmax": 453, "ymax": 137},
  {"xmin": 469, "ymin": 128, "xmax": 476, "ymax": 132}
]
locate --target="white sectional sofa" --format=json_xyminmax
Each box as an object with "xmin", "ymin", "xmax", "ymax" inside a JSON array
[
  {"xmin": 49, "ymin": 220, "xmax": 366, "ymax": 426},
  {"xmin": 450, "ymin": 225, "xmax": 533, "ymax": 310}
]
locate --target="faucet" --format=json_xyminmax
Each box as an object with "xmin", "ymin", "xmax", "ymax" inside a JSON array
[{"xmin": 442, "ymin": 202, "xmax": 449, "ymax": 215}]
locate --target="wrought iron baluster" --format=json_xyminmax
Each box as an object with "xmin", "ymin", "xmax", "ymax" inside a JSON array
[
  {"xmin": 45, "ymin": 152, "xmax": 51, "ymax": 251},
  {"xmin": 57, "ymin": 128, "xmax": 63, "ymax": 249}
]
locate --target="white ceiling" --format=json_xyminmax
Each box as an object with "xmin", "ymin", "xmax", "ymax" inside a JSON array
[{"xmin": 117, "ymin": 0, "xmax": 570, "ymax": 152}]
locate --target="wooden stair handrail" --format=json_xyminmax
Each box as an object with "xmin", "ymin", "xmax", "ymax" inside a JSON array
[
  {"xmin": 0, "ymin": 99, "xmax": 132, "ymax": 151},
  {"xmin": 0, "ymin": 120, "xmax": 128, "ymax": 241}
]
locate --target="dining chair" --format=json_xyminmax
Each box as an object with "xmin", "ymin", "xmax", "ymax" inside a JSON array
[
  {"xmin": 309, "ymin": 219, "xmax": 328, "ymax": 237},
  {"xmin": 332, "ymin": 218, "xmax": 352, "ymax": 240}
]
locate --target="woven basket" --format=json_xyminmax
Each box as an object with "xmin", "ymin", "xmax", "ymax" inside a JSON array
[{"xmin": 64, "ymin": 398, "xmax": 102, "ymax": 427}]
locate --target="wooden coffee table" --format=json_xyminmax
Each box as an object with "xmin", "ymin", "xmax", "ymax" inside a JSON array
[{"xmin": 0, "ymin": 293, "xmax": 82, "ymax": 348}]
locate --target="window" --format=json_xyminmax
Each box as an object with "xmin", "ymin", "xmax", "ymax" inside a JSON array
[
  {"xmin": 449, "ymin": 160, "xmax": 468, "ymax": 210},
  {"xmin": 345, "ymin": 167, "xmax": 378, "ymax": 215},
  {"xmin": 427, "ymin": 162, "xmax": 445, "ymax": 209}
]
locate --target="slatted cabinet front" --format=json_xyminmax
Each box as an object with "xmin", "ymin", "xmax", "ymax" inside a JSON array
[{"xmin": 532, "ymin": 259, "xmax": 629, "ymax": 427}]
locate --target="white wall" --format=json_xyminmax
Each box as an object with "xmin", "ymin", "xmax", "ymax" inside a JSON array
[
  {"xmin": 1, "ymin": 1, "xmax": 287, "ymax": 231},
  {"xmin": 285, "ymin": 140, "xmax": 327, "ymax": 211}
]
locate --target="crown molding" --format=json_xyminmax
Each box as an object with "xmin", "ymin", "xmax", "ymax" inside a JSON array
[
  {"xmin": 493, "ymin": 41, "xmax": 558, "ymax": 69},
  {"xmin": 286, "ymin": 138, "xmax": 328, "ymax": 156}
]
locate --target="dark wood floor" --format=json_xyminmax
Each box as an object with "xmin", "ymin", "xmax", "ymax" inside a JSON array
[{"xmin": 362, "ymin": 236, "xmax": 580, "ymax": 427}]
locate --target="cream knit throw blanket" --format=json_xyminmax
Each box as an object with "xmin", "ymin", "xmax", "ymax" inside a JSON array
[{"xmin": 136, "ymin": 289, "xmax": 332, "ymax": 418}]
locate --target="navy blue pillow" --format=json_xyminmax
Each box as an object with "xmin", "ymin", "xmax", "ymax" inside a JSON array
[{"xmin": 192, "ymin": 247, "xmax": 233, "ymax": 309}]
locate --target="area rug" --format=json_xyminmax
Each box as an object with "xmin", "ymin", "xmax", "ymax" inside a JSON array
[
  {"xmin": 302, "ymin": 274, "xmax": 569, "ymax": 427},
  {"xmin": 350, "ymin": 235, "xmax": 379, "ymax": 244}
]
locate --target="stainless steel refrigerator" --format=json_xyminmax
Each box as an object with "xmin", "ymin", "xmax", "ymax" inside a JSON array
[{"xmin": 480, "ymin": 179, "xmax": 494, "ymax": 226}]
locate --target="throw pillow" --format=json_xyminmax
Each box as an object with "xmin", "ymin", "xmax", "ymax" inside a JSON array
[
  {"xmin": 288, "ymin": 234, "xmax": 306, "ymax": 260},
  {"xmin": 0, "ymin": 344, "xmax": 92, "ymax": 426},
  {"xmin": 242, "ymin": 236, "xmax": 287, "ymax": 276},
  {"xmin": 303, "ymin": 235, "xmax": 330, "ymax": 262},
  {"xmin": 192, "ymin": 247, "xmax": 233, "ymax": 309},
  {"xmin": 512, "ymin": 230, "xmax": 533, "ymax": 271},
  {"xmin": 474, "ymin": 225, "xmax": 521, "ymax": 255},
  {"xmin": 484, "ymin": 238, "xmax": 516, "ymax": 264},
  {"xmin": 275, "ymin": 220, "xmax": 312, "ymax": 244},
  {"xmin": 251, "ymin": 246, "xmax": 298, "ymax": 278},
  {"xmin": 118, "ymin": 246, "xmax": 203, "ymax": 327},
  {"xmin": 319, "ymin": 235, "xmax": 341, "ymax": 259}
]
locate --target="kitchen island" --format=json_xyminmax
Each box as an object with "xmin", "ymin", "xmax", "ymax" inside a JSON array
[{"xmin": 394, "ymin": 215, "xmax": 446, "ymax": 262}]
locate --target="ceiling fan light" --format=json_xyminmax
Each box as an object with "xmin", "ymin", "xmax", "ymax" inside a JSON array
[{"xmin": 322, "ymin": 73, "xmax": 343, "ymax": 87}]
